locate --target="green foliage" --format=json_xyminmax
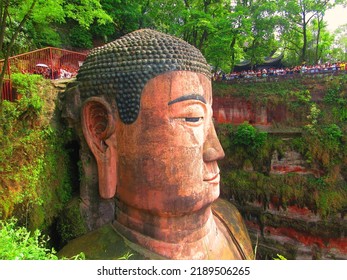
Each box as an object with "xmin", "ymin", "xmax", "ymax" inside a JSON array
[
  {"xmin": 332, "ymin": 107, "xmax": 347, "ymax": 122},
  {"xmin": 0, "ymin": 219, "xmax": 58, "ymax": 260},
  {"xmin": 273, "ymin": 254, "xmax": 287, "ymax": 260},
  {"xmin": 332, "ymin": 25, "xmax": 347, "ymax": 62},
  {"xmin": 222, "ymin": 169, "xmax": 347, "ymax": 218},
  {"xmin": 117, "ymin": 252, "xmax": 134, "ymax": 260},
  {"xmin": 0, "ymin": 0, "xmax": 112, "ymax": 89},
  {"xmin": 279, "ymin": 0, "xmax": 333, "ymax": 64},
  {"xmin": 322, "ymin": 75, "xmax": 347, "ymax": 122},
  {"xmin": 302, "ymin": 122, "xmax": 344, "ymax": 169},
  {"xmin": 28, "ymin": 22, "xmax": 63, "ymax": 48},
  {"xmin": 11, "ymin": 73, "xmax": 44, "ymax": 113},
  {"xmin": 2, "ymin": 0, "xmax": 344, "ymax": 76},
  {"xmin": 11, "ymin": 73, "xmax": 44, "ymax": 97},
  {"xmin": 216, "ymin": 123, "xmax": 234, "ymax": 151},
  {"xmin": 217, "ymin": 76, "xmax": 347, "ymax": 219},
  {"xmin": 291, "ymin": 89, "xmax": 311, "ymax": 103},
  {"xmin": 324, "ymin": 86, "xmax": 347, "ymax": 105},
  {"xmin": 218, "ymin": 122, "xmax": 272, "ymax": 173},
  {"xmin": 324, "ymin": 84, "xmax": 346, "ymax": 106},
  {"xmin": 0, "ymin": 73, "xmax": 73, "ymax": 230},
  {"xmin": 56, "ymin": 198, "xmax": 88, "ymax": 247},
  {"xmin": 0, "ymin": 219, "xmax": 85, "ymax": 260},
  {"xmin": 69, "ymin": 26, "xmax": 93, "ymax": 49},
  {"xmin": 213, "ymin": 78, "xmax": 302, "ymax": 99},
  {"xmin": 64, "ymin": 0, "xmax": 112, "ymax": 28},
  {"xmin": 315, "ymin": 186, "xmax": 346, "ymax": 217},
  {"xmin": 323, "ymin": 124, "xmax": 343, "ymax": 143},
  {"xmin": 233, "ymin": 122, "xmax": 267, "ymax": 151},
  {"xmin": 306, "ymin": 103, "xmax": 321, "ymax": 128}
]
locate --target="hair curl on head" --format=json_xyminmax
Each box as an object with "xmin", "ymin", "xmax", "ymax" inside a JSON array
[{"xmin": 76, "ymin": 29, "xmax": 211, "ymax": 124}]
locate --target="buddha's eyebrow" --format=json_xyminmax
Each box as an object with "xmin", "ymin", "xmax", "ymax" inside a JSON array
[{"xmin": 168, "ymin": 94, "xmax": 206, "ymax": 106}]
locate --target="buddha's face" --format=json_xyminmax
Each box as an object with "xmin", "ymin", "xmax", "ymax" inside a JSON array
[{"xmin": 113, "ymin": 71, "xmax": 225, "ymax": 216}]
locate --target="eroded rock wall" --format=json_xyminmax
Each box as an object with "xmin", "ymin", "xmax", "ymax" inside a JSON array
[
  {"xmin": 212, "ymin": 96, "xmax": 288, "ymax": 126},
  {"xmin": 214, "ymin": 94, "xmax": 347, "ymax": 259}
]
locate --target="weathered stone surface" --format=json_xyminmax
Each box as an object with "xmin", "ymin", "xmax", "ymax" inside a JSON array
[
  {"xmin": 270, "ymin": 150, "xmax": 322, "ymax": 177},
  {"xmin": 58, "ymin": 199, "xmax": 254, "ymax": 260},
  {"xmin": 212, "ymin": 96, "xmax": 287, "ymax": 125},
  {"xmin": 59, "ymin": 29, "xmax": 253, "ymax": 260},
  {"xmin": 244, "ymin": 205, "xmax": 347, "ymax": 259},
  {"xmin": 57, "ymin": 223, "xmax": 151, "ymax": 260},
  {"xmin": 214, "ymin": 92, "xmax": 346, "ymax": 259}
]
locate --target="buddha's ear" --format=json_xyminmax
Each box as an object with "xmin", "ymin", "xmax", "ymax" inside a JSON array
[{"xmin": 81, "ymin": 97, "xmax": 117, "ymax": 199}]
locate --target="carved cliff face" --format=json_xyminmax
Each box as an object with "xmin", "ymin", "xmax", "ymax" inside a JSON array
[
  {"xmin": 69, "ymin": 29, "xmax": 253, "ymax": 260},
  {"xmin": 111, "ymin": 71, "xmax": 224, "ymax": 216}
]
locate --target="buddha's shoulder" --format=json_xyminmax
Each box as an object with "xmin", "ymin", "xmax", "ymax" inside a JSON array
[
  {"xmin": 212, "ymin": 198, "xmax": 254, "ymax": 260},
  {"xmin": 57, "ymin": 223, "xmax": 159, "ymax": 260}
]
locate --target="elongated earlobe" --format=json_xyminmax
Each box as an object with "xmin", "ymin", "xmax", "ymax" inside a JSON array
[{"xmin": 81, "ymin": 97, "xmax": 117, "ymax": 199}]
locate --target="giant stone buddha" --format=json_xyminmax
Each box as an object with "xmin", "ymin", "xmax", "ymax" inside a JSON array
[{"xmin": 59, "ymin": 29, "xmax": 253, "ymax": 260}]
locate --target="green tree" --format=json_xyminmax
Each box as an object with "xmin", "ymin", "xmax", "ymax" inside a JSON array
[
  {"xmin": 278, "ymin": 0, "xmax": 343, "ymax": 64},
  {"xmin": 178, "ymin": 0, "xmax": 219, "ymax": 50},
  {"xmin": 309, "ymin": 16, "xmax": 333, "ymax": 64},
  {"xmin": 233, "ymin": 122, "xmax": 267, "ymax": 151},
  {"xmin": 191, "ymin": 0, "xmax": 282, "ymax": 73},
  {"xmin": 0, "ymin": 0, "xmax": 112, "ymax": 99},
  {"xmin": 91, "ymin": 0, "xmax": 154, "ymax": 41},
  {"xmin": 332, "ymin": 24, "xmax": 347, "ymax": 61},
  {"xmin": 146, "ymin": 0, "xmax": 187, "ymax": 34},
  {"xmin": 240, "ymin": 0, "xmax": 281, "ymax": 68},
  {"xmin": 226, "ymin": 0, "xmax": 253, "ymax": 71}
]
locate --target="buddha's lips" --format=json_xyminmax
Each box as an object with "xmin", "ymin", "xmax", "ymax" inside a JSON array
[{"xmin": 204, "ymin": 173, "xmax": 220, "ymax": 184}]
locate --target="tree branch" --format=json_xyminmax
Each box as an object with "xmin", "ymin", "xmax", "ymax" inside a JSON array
[
  {"xmin": 0, "ymin": 0, "xmax": 10, "ymax": 53},
  {"xmin": 5, "ymin": 0, "xmax": 37, "ymax": 57}
]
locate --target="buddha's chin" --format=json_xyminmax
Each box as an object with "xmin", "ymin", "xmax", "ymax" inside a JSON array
[{"xmin": 177, "ymin": 183, "xmax": 220, "ymax": 215}]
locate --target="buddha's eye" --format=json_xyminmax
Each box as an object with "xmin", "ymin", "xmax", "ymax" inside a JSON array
[{"xmin": 185, "ymin": 117, "xmax": 203, "ymax": 123}]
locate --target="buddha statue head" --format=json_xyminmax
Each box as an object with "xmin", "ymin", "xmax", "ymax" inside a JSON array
[{"xmin": 64, "ymin": 29, "xmax": 252, "ymax": 259}]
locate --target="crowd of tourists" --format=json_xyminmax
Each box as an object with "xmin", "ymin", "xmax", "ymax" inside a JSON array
[
  {"xmin": 21, "ymin": 65, "xmax": 78, "ymax": 80},
  {"xmin": 213, "ymin": 61, "xmax": 347, "ymax": 82},
  {"xmin": 22, "ymin": 60, "xmax": 347, "ymax": 83}
]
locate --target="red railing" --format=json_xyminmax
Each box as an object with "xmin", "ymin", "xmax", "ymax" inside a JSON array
[
  {"xmin": 1, "ymin": 79, "xmax": 13, "ymax": 101},
  {"xmin": 1, "ymin": 47, "xmax": 87, "ymax": 101}
]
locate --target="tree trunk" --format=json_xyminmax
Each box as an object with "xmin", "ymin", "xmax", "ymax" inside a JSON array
[
  {"xmin": 198, "ymin": 29, "xmax": 208, "ymax": 50},
  {"xmin": 302, "ymin": 15, "xmax": 307, "ymax": 64},
  {"xmin": 0, "ymin": 55, "xmax": 9, "ymax": 101},
  {"xmin": 315, "ymin": 17, "xmax": 323, "ymax": 64},
  {"xmin": 230, "ymin": 35, "xmax": 237, "ymax": 73}
]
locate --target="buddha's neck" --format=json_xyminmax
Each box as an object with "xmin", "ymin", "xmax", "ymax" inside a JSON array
[{"xmin": 113, "ymin": 200, "xmax": 242, "ymax": 259}]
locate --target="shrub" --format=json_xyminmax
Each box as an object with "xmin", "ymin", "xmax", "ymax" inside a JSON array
[
  {"xmin": 291, "ymin": 89, "xmax": 311, "ymax": 103},
  {"xmin": 233, "ymin": 122, "xmax": 267, "ymax": 151},
  {"xmin": 0, "ymin": 219, "xmax": 58, "ymax": 260},
  {"xmin": 0, "ymin": 73, "xmax": 73, "ymax": 230},
  {"xmin": 324, "ymin": 84, "xmax": 346, "ymax": 106},
  {"xmin": 0, "ymin": 219, "xmax": 86, "ymax": 260}
]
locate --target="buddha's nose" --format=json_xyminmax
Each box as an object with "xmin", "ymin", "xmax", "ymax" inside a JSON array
[{"xmin": 203, "ymin": 122, "xmax": 225, "ymax": 162}]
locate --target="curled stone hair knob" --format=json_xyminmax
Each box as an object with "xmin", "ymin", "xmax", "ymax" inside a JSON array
[{"xmin": 77, "ymin": 29, "xmax": 211, "ymax": 124}]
